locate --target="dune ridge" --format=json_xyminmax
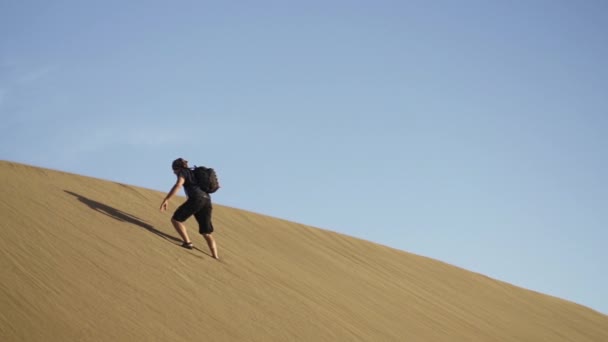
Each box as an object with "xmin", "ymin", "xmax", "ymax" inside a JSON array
[{"xmin": 1, "ymin": 160, "xmax": 607, "ymax": 341}]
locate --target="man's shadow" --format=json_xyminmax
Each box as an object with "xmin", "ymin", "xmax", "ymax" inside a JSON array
[{"xmin": 64, "ymin": 190, "xmax": 182, "ymax": 245}]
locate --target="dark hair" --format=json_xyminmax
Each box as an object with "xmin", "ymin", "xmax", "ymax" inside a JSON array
[{"xmin": 172, "ymin": 158, "xmax": 188, "ymax": 170}]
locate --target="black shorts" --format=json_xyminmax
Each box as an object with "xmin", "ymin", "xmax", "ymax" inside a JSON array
[{"xmin": 172, "ymin": 195, "xmax": 214, "ymax": 234}]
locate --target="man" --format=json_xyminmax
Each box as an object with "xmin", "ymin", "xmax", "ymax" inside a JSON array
[{"xmin": 160, "ymin": 158, "xmax": 219, "ymax": 259}]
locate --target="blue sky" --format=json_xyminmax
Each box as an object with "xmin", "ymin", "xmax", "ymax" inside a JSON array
[{"xmin": 1, "ymin": 1, "xmax": 607, "ymax": 314}]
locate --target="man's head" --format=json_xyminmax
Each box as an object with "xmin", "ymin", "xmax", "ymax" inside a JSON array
[{"xmin": 172, "ymin": 158, "xmax": 188, "ymax": 171}]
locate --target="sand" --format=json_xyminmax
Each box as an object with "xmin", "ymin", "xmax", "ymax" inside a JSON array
[{"xmin": 1, "ymin": 160, "xmax": 607, "ymax": 341}]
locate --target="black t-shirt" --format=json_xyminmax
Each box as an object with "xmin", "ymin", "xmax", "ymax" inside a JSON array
[{"xmin": 177, "ymin": 168, "xmax": 205, "ymax": 198}]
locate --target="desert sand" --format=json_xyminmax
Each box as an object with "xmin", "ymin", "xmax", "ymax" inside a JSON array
[{"xmin": 1, "ymin": 160, "xmax": 607, "ymax": 341}]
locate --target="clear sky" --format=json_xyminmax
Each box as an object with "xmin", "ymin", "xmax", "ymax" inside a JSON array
[{"xmin": 1, "ymin": 1, "xmax": 607, "ymax": 314}]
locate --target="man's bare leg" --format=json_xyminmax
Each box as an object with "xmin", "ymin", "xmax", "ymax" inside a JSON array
[
  {"xmin": 203, "ymin": 234, "xmax": 219, "ymax": 259},
  {"xmin": 171, "ymin": 218, "xmax": 192, "ymax": 244}
]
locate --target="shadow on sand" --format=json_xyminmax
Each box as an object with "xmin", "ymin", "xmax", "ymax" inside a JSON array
[{"xmin": 64, "ymin": 190, "xmax": 182, "ymax": 245}]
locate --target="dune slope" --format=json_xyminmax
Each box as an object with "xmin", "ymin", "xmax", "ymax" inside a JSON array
[{"xmin": 1, "ymin": 160, "xmax": 607, "ymax": 341}]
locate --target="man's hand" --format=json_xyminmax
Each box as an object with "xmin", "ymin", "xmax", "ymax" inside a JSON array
[
  {"xmin": 160, "ymin": 200, "xmax": 169, "ymax": 212},
  {"xmin": 161, "ymin": 177, "xmax": 183, "ymax": 212}
]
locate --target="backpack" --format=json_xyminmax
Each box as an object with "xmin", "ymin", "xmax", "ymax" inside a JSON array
[{"xmin": 192, "ymin": 166, "xmax": 220, "ymax": 193}]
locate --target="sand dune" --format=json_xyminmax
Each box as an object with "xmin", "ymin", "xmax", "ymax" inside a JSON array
[{"xmin": 1, "ymin": 160, "xmax": 607, "ymax": 341}]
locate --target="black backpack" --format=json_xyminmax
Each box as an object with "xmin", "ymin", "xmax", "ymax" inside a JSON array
[{"xmin": 192, "ymin": 166, "xmax": 220, "ymax": 193}]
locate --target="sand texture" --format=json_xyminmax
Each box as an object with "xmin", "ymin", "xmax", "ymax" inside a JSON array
[{"xmin": 1, "ymin": 160, "xmax": 607, "ymax": 341}]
